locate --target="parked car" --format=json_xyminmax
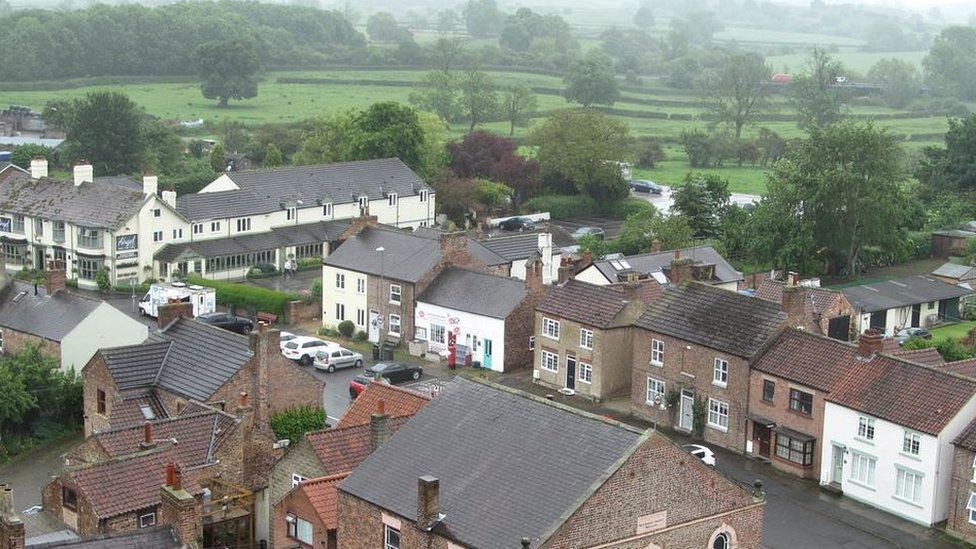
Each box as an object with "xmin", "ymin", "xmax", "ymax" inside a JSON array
[
  {"xmin": 570, "ymin": 226, "xmax": 605, "ymax": 240},
  {"xmin": 682, "ymin": 444, "xmax": 716, "ymax": 467},
  {"xmin": 364, "ymin": 362, "xmax": 423, "ymax": 383},
  {"xmin": 895, "ymin": 327, "xmax": 932, "ymax": 346},
  {"xmin": 498, "ymin": 216, "xmax": 535, "ymax": 231},
  {"xmin": 195, "ymin": 312, "xmax": 254, "ymax": 334},
  {"xmin": 279, "ymin": 331, "xmax": 298, "ymax": 350},
  {"xmin": 629, "ymin": 179, "xmax": 663, "ymax": 194},
  {"xmin": 349, "ymin": 375, "xmax": 372, "ymax": 398},
  {"xmin": 313, "ymin": 347, "xmax": 365, "ymax": 372},
  {"xmin": 282, "ymin": 336, "xmax": 336, "ymax": 366}
]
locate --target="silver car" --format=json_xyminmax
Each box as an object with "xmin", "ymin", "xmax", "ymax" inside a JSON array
[{"xmin": 313, "ymin": 347, "xmax": 364, "ymax": 372}]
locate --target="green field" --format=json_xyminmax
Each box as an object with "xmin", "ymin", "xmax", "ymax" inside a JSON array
[{"xmin": 716, "ymin": 27, "xmax": 866, "ymax": 48}]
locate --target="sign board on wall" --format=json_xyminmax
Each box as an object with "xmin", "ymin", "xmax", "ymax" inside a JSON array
[
  {"xmin": 636, "ymin": 511, "xmax": 667, "ymax": 534},
  {"xmin": 0, "ymin": 217, "xmax": 11, "ymax": 232},
  {"xmin": 116, "ymin": 234, "xmax": 138, "ymax": 250}
]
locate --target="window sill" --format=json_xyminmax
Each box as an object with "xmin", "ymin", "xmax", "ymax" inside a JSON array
[
  {"xmin": 579, "ymin": 380, "xmax": 592, "ymax": 385},
  {"xmin": 541, "ymin": 334, "xmax": 560, "ymax": 341},
  {"xmin": 847, "ymin": 479, "xmax": 877, "ymax": 492},
  {"xmin": 580, "ymin": 346, "xmax": 593, "ymax": 351},
  {"xmin": 712, "ymin": 381, "xmax": 728, "ymax": 389},
  {"xmin": 853, "ymin": 436, "xmax": 875, "ymax": 446},
  {"xmin": 892, "ymin": 495, "xmax": 924, "ymax": 509},
  {"xmin": 541, "ymin": 368, "xmax": 558, "ymax": 374},
  {"xmin": 787, "ymin": 409, "xmax": 813, "ymax": 419},
  {"xmin": 898, "ymin": 451, "xmax": 922, "ymax": 462},
  {"xmin": 707, "ymin": 423, "xmax": 729, "ymax": 433},
  {"xmin": 649, "ymin": 360, "xmax": 663, "ymax": 368}
]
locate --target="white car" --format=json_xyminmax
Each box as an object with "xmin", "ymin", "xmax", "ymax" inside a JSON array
[
  {"xmin": 281, "ymin": 336, "xmax": 335, "ymax": 366},
  {"xmin": 682, "ymin": 444, "xmax": 716, "ymax": 467},
  {"xmin": 279, "ymin": 331, "xmax": 298, "ymax": 350}
]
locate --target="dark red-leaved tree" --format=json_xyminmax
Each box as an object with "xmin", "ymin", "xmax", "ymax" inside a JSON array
[{"xmin": 447, "ymin": 131, "xmax": 540, "ymax": 205}]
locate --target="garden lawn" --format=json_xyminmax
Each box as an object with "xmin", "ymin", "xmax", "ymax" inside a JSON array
[{"xmin": 929, "ymin": 321, "xmax": 976, "ymax": 343}]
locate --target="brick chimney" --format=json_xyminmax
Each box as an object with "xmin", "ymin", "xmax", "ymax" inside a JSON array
[
  {"xmin": 143, "ymin": 172, "xmax": 159, "ymax": 196},
  {"xmin": 858, "ymin": 330, "xmax": 884, "ymax": 358},
  {"xmin": 650, "ymin": 239, "xmax": 662, "ymax": 253},
  {"xmin": 159, "ymin": 464, "xmax": 201, "ymax": 549},
  {"xmin": 161, "ymin": 188, "xmax": 177, "ymax": 209},
  {"xmin": 140, "ymin": 421, "xmax": 156, "ymax": 450},
  {"xmin": 370, "ymin": 400, "xmax": 392, "ymax": 453},
  {"xmin": 337, "ymin": 215, "xmax": 378, "ymax": 242},
  {"xmin": 781, "ymin": 272, "xmax": 809, "ymax": 330},
  {"xmin": 416, "ymin": 475, "xmax": 440, "ymax": 530},
  {"xmin": 29, "ymin": 156, "xmax": 48, "ymax": 179},
  {"xmin": 580, "ymin": 250, "xmax": 593, "ymax": 267},
  {"xmin": 439, "ymin": 232, "xmax": 473, "ymax": 267},
  {"xmin": 73, "ymin": 161, "xmax": 93, "ymax": 187},
  {"xmin": 248, "ymin": 323, "xmax": 278, "ymax": 430},
  {"xmin": 157, "ymin": 299, "xmax": 194, "ymax": 329},
  {"xmin": 557, "ymin": 264, "xmax": 574, "ymax": 284},
  {"xmin": 525, "ymin": 257, "xmax": 545, "ymax": 293},
  {"xmin": 668, "ymin": 249, "xmax": 693, "ymax": 285},
  {"xmin": 0, "ymin": 484, "xmax": 25, "ymax": 549},
  {"xmin": 45, "ymin": 260, "xmax": 67, "ymax": 295}
]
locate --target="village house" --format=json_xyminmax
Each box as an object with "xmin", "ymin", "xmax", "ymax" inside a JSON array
[
  {"xmin": 946, "ymin": 419, "xmax": 976, "ymax": 544},
  {"xmin": 754, "ymin": 275, "xmax": 857, "ymax": 340},
  {"xmin": 477, "ymin": 231, "xmax": 561, "ymax": 284},
  {"xmin": 336, "ymin": 379, "xmax": 766, "ymax": 548},
  {"xmin": 414, "ymin": 263, "xmax": 547, "ymax": 372},
  {"xmin": 575, "ymin": 245, "xmax": 743, "ymax": 291},
  {"xmin": 842, "ymin": 275, "xmax": 972, "ymax": 335},
  {"xmin": 632, "ymin": 279, "xmax": 786, "ymax": 453},
  {"xmin": 533, "ymin": 278, "xmax": 654, "ymax": 400}
]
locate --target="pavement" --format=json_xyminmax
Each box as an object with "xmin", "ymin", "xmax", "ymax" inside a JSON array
[{"xmin": 246, "ymin": 268, "xmax": 320, "ymax": 293}]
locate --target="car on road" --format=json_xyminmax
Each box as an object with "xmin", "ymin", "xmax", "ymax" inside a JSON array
[
  {"xmin": 498, "ymin": 216, "xmax": 535, "ymax": 231},
  {"xmin": 349, "ymin": 375, "xmax": 372, "ymax": 398},
  {"xmin": 570, "ymin": 226, "xmax": 605, "ymax": 240},
  {"xmin": 282, "ymin": 336, "xmax": 336, "ymax": 366},
  {"xmin": 682, "ymin": 444, "xmax": 716, "ymax": 466},
  {"xmin": 629, "ymin": 179, "xmax": 663, "ymax": 194},
  {"xmin": 895, "ymin": 327, "xmax": 932, "ymax": 346},
  {"xmin": 195, "ymin": 312, "xmax": 254, "ymax": 334},
  {"xmin": 365, "ymin": 362, "xmax": 423, "ymax": 383},
  {"xmin": 279, "ymin": 331, "xmax": 298, "ymax": 350},
  {"xmin": 313, "ymin": 347, "xmax": 365, "ymax": 372}
]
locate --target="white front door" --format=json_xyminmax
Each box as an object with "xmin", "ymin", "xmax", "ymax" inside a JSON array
[
  {"xmin": 679, "ymin": 389, "xmax": 694, "ymax": 432},
  {"xmin": 831, "ymin": 444, "xmax": 845, "ymax": 486},
  {"xmin": 368, "ymin": 310, "xmax": 380, "ymax": 343}
]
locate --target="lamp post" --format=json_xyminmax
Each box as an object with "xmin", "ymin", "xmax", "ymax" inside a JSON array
[{"xmin": 376, "ymin": 246, "xmax": 386, "ymax": 350}]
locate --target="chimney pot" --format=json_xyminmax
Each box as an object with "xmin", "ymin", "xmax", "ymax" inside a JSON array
[
  {"xmin": 239, "ymin": 391, "xmax": 248, "ymax": 407},
  {"xmin": 157, "ymin": 300, "xmax": 194, "ymax": 329},
  {"xmin": 143, "ymin": 421, "xmax": 153, "ymax": 445},
  {"xmin": 172, "ymin": 465, "xmax": 183, "ymax": 491},
  {"xmin": 166, "ymin": 463, "xmax": 175, "ymax": 487},
  {"xmin": 377, "ymin": 399, "xmax": 386, "ymax": 416},
  {"xmin": 858, "ymin": 329, "xmax": 884, "ymax": 358}
]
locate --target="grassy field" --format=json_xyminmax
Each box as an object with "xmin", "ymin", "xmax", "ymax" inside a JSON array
[
  {"xmin": 930, "ymin": 321, "xmax": 976, "ymax": 343},
  {"xmin": 716, "ymin": 27, "xmax": 866, "ymax": 48}
]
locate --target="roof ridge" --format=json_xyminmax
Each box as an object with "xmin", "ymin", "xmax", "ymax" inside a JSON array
[
  {"xmin": 66, "ymin": 445, "xmax": 174, "ymax": 474},
  {"xmin": 94, "ymin": 408, "xmax": 218, "ymax": 436},
  {"xmin": 230, "ymin": 157, "xmax": 402, "ymax": 176},
  {"xmin": 299, "ymin": 472, "xmax": 351, "ymax": 487}
]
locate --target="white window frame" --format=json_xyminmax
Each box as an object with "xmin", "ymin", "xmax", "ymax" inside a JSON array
[
  {"xmin": 646, "ymin": 377, "xmax": 665, "ymax": 405},
  {"xmin": 650, "ymin": 339, "xmax": 664, "ymax": 366},
  {"xmin": 579, "ymin": 362, "xmax": 592, "ymax": 383},
  {"xmin": 335, "ymin": 303, "xmax": 345, "ymax": 321},
  {"xmin": 541, "ymin": 350, "xmax": 558, "ymax": 372},
  {"xmin": 967, "ymin": 492, "xmax": 976, "ymax": 524},
  {"xmin": 419, "ymin": 189, "xmax": 429, "ymax": 202},
  {"xmin": 335, "ymin": 272, "xmax": 345, "ymax": 289},
  {"xmin": 902, "ymin": 431, "xmax": 921, "ymax": 456},
  {"xmin": 172, "ymin": 228, "xmax": 183, "ymax": 240},
  {"xmin": 211, "ymin": 221, "xmax": 221, "ymax": 232},
  {"xmin": 857, "ymin": 417, "xmax": 876, "ymax": 441},
  {"xmin": 357, "ymin": 277, "xmax": 366, "ymax": 294},
  {"xmin": 389, "ymin": 314, "xmax": 401, "ymax": 336},
  {"xmin": 894, "ymin": 467, "xmax": 923, "ymax": 504},
  {"xmin": 323, "ymin": 203, "xmax": 333, "ymax": 217},
  {"xmin": 579, "ymin": 328, "xmax": 594, "ymax": 350},
  {"xmin": 357, "ymin": 308, "xmax": 366, "ymax": 327},
  {"xmin": 152, "ymin": 230, "xmax": 163, "ymax": 243},
  {"xmin": 389, "ymin": 284, "xmax": 401, "ymax": 305},
  {"xmin": 384, "ymin": 524, "xmax": 401, "ymax": 549},
  {"xmin": 707, "ymin": 398, "xmax": 729, "ymax": 432},
  {"xmin": 291, "ymin": 473, "xmax": 306, "ymax": 487},
  {"xmin": 192, "ymin": 223, "xmax": 204, "ymax": 235},
  {"xmin": 139, "ymin": 512, "xmax": 155, "ymax": 528},
  {"xmin": 850, "ymin": 452, "xmax": 877, "ymax": 487},
  {"xmin": 713, "ymin": 358, "xmax": 729, "ymax": 387},
  {"xmin": 431, "ymin": 324, "xmax": 446, "ymax": 344},
  {"xmin": 542, "ymin": 317, "xmax": 560, "ymax": 340},
  {"xmin": 415, "ymin": 326, "xmax": 427, "ymax": 340},
  {"xmin": 236, "ymin": 217, "xmax": 251, "ymax": 232},
  {"xmin": 529, "ymin": 335, "xmax": 535, "ymax": 350},
  {"xmin": 286, "ymin": 206, "xmax": 297, "ymax": 221}
]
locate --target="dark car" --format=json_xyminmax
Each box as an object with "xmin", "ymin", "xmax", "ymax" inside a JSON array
[
  {"xmin": 349, "ymin": 375, "xmax": 372, "ymax": 398},
  {"xmin": 365, "ymin": 362, "xmax": 423, "ymax": 383},
  {"xmin": 498, "ymin": 216, "xmax": 535, "ymax": 231},
  {"xmin": 629, "ymin": 179, "xmax": 663, "ymax": 194},
  {"xmin": 570, "ymin": 226, "xmax": 605, "ymax": 240},
  {"xmin": 195, "ymin": 312, "xmax": 254, "ymax": 334}
]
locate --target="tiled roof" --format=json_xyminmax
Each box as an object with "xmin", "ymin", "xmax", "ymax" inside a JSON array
[
  {"xmin": 154, "ymin": 220, "xmax": 350, "ymax": 263},
  {"xmin": 955, "ymin": 418, "xmax": 976, "ymax": 451},
  {"xmin": 108, "ymin": 391, "xmax": 169, "ymax": 428},
  {"xmin": 100, "ymin": 341, "xmax": 171, "ymax": 390},
  {"xmin": 0, "ymin": 280, "xmax": 101, "ymax": 341},
  {"xmin": 537, "ymin": 279, "xmax": 632, "ymax": 328},
  {"xmin": 298, "ymin": 473, "xmax": 349, "ymax": 531},
  {"xmin": 941, "ymin": 358, "xmax": 976, "ymax": 378},
  {"xmin": 337, "ymin": 382, "xmax": 430, "ymax": 428},
  {"xmin": 0, "ymin": 171, "xmax": 146, "ymax": 228},
  {"xmin": 842, "ymin": 275, "xmax": 972, "ymax": 313},
  {"xmin": 417, "ymin": 268, "xmax": 528, "ymax": 319},
  {"xmin": 755, "ymin": 280, "xmax": 846, "ymax": 317},
  {"xmin": 636, "ymin": 281, "xmax": 786, "ymax": 358},
  {"xmin": 479, "ymin": 232, "xmax": 556, "ymax": 261},
  {"xmin": 92, "ymin": 408, "xmax": 238, "ymax": 467},
  {"xmin": 305, "ymin": 417, "xmax": 411, "ymax": 478},
  {"xmin": 28, "ymin": 525, "xmax": 181, "ymax": 548},
  {"xmin": 752, "ymin": 330, "xmax": 860, "ymax": 393},
  {"xmin": 338, "ymin": 380, "xmax": 644, "ymax": 549},
  {"xmin": 589, "ymin": 245, "xmax": 742, "ymax": 284},
  {"xmin": 608, "ymin": 279, "xmax": 664, "ymax": 304},
  {"xmin": 890, "ymin": 347, "xmax": 945, "ymax": 367},
  {"xmin": 323, "ymin": 227, "xmax": 442, "ymax": 282}
]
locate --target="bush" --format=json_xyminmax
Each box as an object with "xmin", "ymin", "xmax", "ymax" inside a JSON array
[
  {"xmin": 310, "ymin": 279, "xmax": 322, "ymax": 298},
  {"xmin": 634, "ymin": 139, "xmax": 665, "ymax": 168},
  {"xmin": 337, "ymin": 320, "xmax": 355, "ymax": 337},
  {"xmin": 187, "ymin": 274, "xmax": 299, "ymax": 315},
  {"xmin": 270, "ymin": 406, "xmax": 326, "ymax": 444},
  {"xmin": 318, "ymin": 326, "xmax": 340, "ymax": 337},
  {"xmin": 354, "ymin": 330, "xmax": 368, "ymax": 342},
  {"xmin": 523, "ymin": 194, "xmax": 596, "ymax": 220},
  {"xmin": 600, "ymin": 198, "xmax": 655, "ymax": 220},
  {"xmin": 94, "ymin": 268, "xmax": 111, "ymax": 293}
]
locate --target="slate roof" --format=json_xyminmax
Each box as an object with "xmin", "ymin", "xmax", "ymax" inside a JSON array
[
  {"xmin": 154, "ymin": 219, "xmax": 351, "ymax": 263},
  {"xmin": 752, "ymin": 329, "xmax": 861, "ymax": 393},
  {"xmin": 417, "ymin": 268, "xmax": 527, "ymax": 319},
  {"xmin": 338, "ymin": 380, "xmax": 644, "ymax": 549},
  {"xmin": 636, "ymin": 281, "xmax": 786, "ymax": 358},
  {"xmin": 537, "ymin": 279, "xmax": 633, "ymax": 328},
  {"xmin": 28, "ymin": 526, "xmax": 181, "ymax": 549},
  {"xmin": 91, "ymin": 408, "xmax": 238, "ymax": 467},
  {"xmin": 0, "ymin": 171, "xmax": 145, "ymax": 228},
  {"xmin": 297, "ymin": 473, "xmax": 349, "ymax": 531},
  {"xmin": 101, "ymin": 341, "xmax": 172, "ymax": 390},
  {"xmin": 0, "ymin": 280, "xmax": 100, "ymax": 341},
  {"xmin": 337, "ymin": 382, "xmax": 430, "ymax": 428},
  {"xmin": 932, "ymin": 262, "xmax": 976, "ymax": 280},
  {"xmin": 841, "ymin": 275, "xmax": 973, "ymax": 313},
  {"xmin": 305, "ymin": 417, "xmax": 411, "ymax": 479},
  {"xmin": 479, "ymin": 232, "xmax": 556, "ymax": 261},
  {"xmin": 177, "ymin": 158, "xmax": 430, "ymax": 221},
  {"xmin": 93, "ymin": 175, "xmax": 141, "ymax": 191},
  {"xmin": 588, "ymin": 246, "xmax": 741, "ymax": 284},
  {"xmin": 323, "ymin": 227, "xmax": 442, "ymax": 282}
]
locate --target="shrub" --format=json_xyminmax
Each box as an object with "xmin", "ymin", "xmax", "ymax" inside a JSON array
[
  {"xmin": 936, "ymin": 338, "xmax": 976, "ymax": 362},
  {"xmin": 311, "ymin": 279, "xmax": 323, "ymax": 298},
  {"xmin": 337, "ymin": 320, "xmax": 355, "ymax": 337},
  {"xmin": 523, "ymin": 194, "xmax": 596, "ymax": 220},
  {"xmin": 187, "ymin": 275, "xmax": 299, "ymax": 315},
  {"xmin": 318, "ymin": 326, "xmax": 339, "ymax": 337},
  {"xmin": 354, "ymin": 330, "xmax": 368, "ymax": 342},
  {"xmin": 94, "ymin": 268, "xmax": 111, "ymax": 293},
  {"xmin": 270, "ymin": 406, "xmax": 326, "ymax": 443},
  {"xmin": 634, "ymin": 139, "xmax": 665, "ymax": 168},
  {"xmin": 600, "ymin": 198, "xmax": 654, "ymax": 220}
]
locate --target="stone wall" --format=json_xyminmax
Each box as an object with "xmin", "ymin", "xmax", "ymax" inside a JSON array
[{"xmin": 4, "ymin": 329, "xmax": 60, "ymax": 364}]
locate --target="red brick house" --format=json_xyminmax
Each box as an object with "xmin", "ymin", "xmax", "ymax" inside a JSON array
[
  {"xmin": 755, "ymin": 278, "xmax": 857, "ymax": 340},
  {"xmin": 632, "ymin": 280, "xmax": 786, "ymax": 453},
  {"xmin": 947, "ymin": 419, "xmax": 976, "ymax": 543},
  {"xmin": 336, "ymin": 379, "xmax": 765, "ymax": 548}
]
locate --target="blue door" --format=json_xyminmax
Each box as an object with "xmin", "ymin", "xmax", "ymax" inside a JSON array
[{"xmin": 483, "ymin": 339, "xmax": 493, "ymax": 370}]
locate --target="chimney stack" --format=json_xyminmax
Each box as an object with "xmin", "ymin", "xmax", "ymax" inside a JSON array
[
  {"xmin": 439, "ymin": 232, "xmax": 473, "ymax": 267},
  {"xmin": 668, "ymin": 254, "xmax": 694, "ymax": 285},
  {"xmin": 580, "ymin": 250, "xmax": 593, "ymax": 267},
  {"xmin": 157, "ymin": 299, "xmax": 194, "ymax": 329},
  {"xmin": 525, "ymin": 257, "xmax": 545, "ymax": 293},
  {"xmin": 159, "ymin": 464, "xmax": 201, "ymax": 548},
  {"xmin": 45, "ymin": 260, "xmax": 66, "ymax": 295},
  {"xmin": 370, "ymin": 400, "xmax": 392, "ymax": 453},
  {"xmin": 858, "ymin": 330, "xmax": 884, "ymax": 358},
  {"xmin": 0, "ymin": 484, "xmax": 25, "ymax": 549},
  {"xmin": 73, "ymin": 161, "xmax": 93, "ymax": 187},
  {"xmin": 140, "ymin": 421, "xmax": 156, "ymax": 450},
  {"xmin": 161, "ymin": 188, "xmax": 177, "ymax": 209},
  {"xmin": 248, "ymin": 323, "xmax": 277, "ymax": 430},
  {"xmin": 416, "ymin": 475, "xmax": 440, "ymax": 530},
  {"xmin": 143, "ymin": 172, "xmax": 159, "ymax": 196},
  {"xmin": 29, "ymin": 156, "xmax": 48, "ymax": 179},
  {"xmin": 781, "ymin": 274, "xmax": 810, "ymax": 331}
]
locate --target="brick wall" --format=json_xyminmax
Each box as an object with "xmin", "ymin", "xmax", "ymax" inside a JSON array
[
  {"xmin": 41, "ymin": 477, "xmax": 99, "ymax": 536},
  {"xmin": 267, "ymin": 440, "xmax": 327, "ymax": 546},
  {"xmin": 818, "ymin": 295, "xmax": 857, "ymax": 339},
  {"xmin": 947, "ymin": 446, "xmax": 976, "ymax": 543},
  {"xmin": 746, "ymin": 371, "xmax": 824, "ymax": 479},
  {"xmin": 503, "ymin": 286, "xmax": 548, "ymax": 371},
  {"xmin": 81, "ymin": 355, "xmax": 118, "ymax": 436},
  {"xmin": 64, "ymin": 437, "xmax": 108, "ymax": 467},
  {"xmin": 631, "ymin": 328, "xmax": 751, "ymax": 453},
  {"xmin": 286, "ymin": 300, "xmax": 320, "ymax": 324},
  {"xmin": 272, "ymin": 485, "xmax": 331, "ymax": 549},
  {"xmin": 337, "ymin": 492, "xmax": 455, "ymax": 549},
  {"xmin": 4, "ymin": 329, "xmax": 60, "ymax": 365}
]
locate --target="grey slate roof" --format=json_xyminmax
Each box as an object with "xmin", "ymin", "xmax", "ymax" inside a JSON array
[
  {"xmin": 841, "ymin": 275, "xmax": 973, "ymax": 313},
  {"xmin": 589, "ymin": 245, "xmax": 742, "ymax": 284},
  {"xmin": 154, "ymin": 219, "xmax": 351, "ymax": 263},
  {"xmin": 537, "ymin": 279, "xmax": 632, "ymax": 329},
  {"xmin": 101, "ymin": 341, "xmax": 171, "ymax": 390},
  {"xmin": 636, "ymin": 281, "xmax": 786, "ymax": 358},
  {"xmin": 0, "ymin": 172, "xmax": 145, "ymax": 228},
  {"xmin": 479, "ymin": 232, "xmax": 556, "ymax": 261},
  {"xmin": 177, "ymin": 158, "xmax": 430, "ymax": 221},
  {"xmin": 417, "ymin": 268, "xmax": 527, "ymax": 319},
  {"xmin": 339, "ymin": 380, "xmax": 643, "ymax": 549},
  {"xmin": 92, "ymin": 175, "xmax": 141, "ymax": 190},
  {"xmin": 0, "ymin": 280, "xmax": 100, "ymax": 341},
  {"xmin": 932, "ymin": 262, "xmax": 976, "ymax": 281},
  {"xmin": 411, "ymin": 226, "xmax": 510, "ymax": 266},
  {"xmin": 324, "ymin": 227, "xmax": 441, "ymax": 282},
  {"xmin": 29, "ymin": 525, "xmax": 180, "ymax": 548}
]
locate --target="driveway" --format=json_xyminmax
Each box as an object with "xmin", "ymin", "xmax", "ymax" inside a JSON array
[{"xmin": 0, "ymin": 433, "xmax": 83, "ymax": 511}]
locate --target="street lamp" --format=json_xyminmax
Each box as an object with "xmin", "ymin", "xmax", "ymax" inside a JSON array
[{"xmin": 376, "ymin": 246, "xmax": 385, "ymax": 349}]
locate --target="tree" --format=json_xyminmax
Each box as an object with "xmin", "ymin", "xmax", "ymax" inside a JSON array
[
  {"xmin": 447, "ymin": 130, "xmax": 540, "ymax": 203},
  {"xmin": 868, "ymin": 58, "xmax": 921, "ymax": 108},
  {"xmin": 216, "ymin": 120, "xmax": 250, "ymax": 153},
  {"xmin": 0, "ymin": 366, "xmax": 34, "ymax": 435},
  {"xmin": 464, "ymin": 0, "xmax": 503, "ymax": 38},
  {"xmin": 428, "ymin": 37, "xmax": 465, "ymax": 73},
  {"xmin": 210, "ymin": 143, "xmax": 226, "ymax": 172},
  {"xmin": 458, "ymin": 69, "xmax": 498, "ymax": 131},
  {"xmin": 634, "ymin": 139, "xmax": 665, "ymax": 168},
  {"xmin": 410, "ymin": 71, "xmax": 461, "ymax": 122},
  {"xmin": 432, "ymin": 173, "xmax": 480, "ymax": 226},
  {"xmin": 10, "ymin": 144, "xmax": 54, "ymax": 170},
  {"xmin": 57, "ymin": 91, "xmax": 144, "ymax": 175},
  {"xmin": 670, "ymin": 173, "xmax": 731, "ymax": 237},
  {"xmin": 294, "ymin": 110, "xmax": 359, "ymax": 166},
  {"xmin": 564, "ymin": 51, "xmax": 620, "ymax": 107},
  {"xmin": 367, "ymin": 12, "xmax": 411, "ymax": 43},
  {"xmin": 264, "ymin": 143, "xmax": 283, "ymax": 167},
  {"xmin": 501, "ymin": 85, "xmax": 537, "ymax": 136},
  {"xmin": 699, "ymin": 52, "xmax": 770, "ymax": 139},
  {"xmin": 600, "ymin": 27, "xmax": 658, "ymax": 75},
  {"xmin": 476, "ymin": 179, "xmax": 511, "ymax": 211},
  {"xmin": 194, "ymin": 37, "xmax": 261, "ymax": 107},
  {"xmin": 499, "ymin": 8, "xmax": 575, "ymax": 53},
  {"xmin": 138, "ymin": 119, "xmax": 183, "ymax": 174},
  {"xmin": 790, "ymin": 49, "xmax": 847, "ymax": 130},
  {"xmin": 916, "ymin": 114, "xmax": 976, "ymax": 193},
  {"xmin": 350, "ymin": 102, "xmax": 426, "ymax": 173},
  {"xmin": 613, "ymin": 207, "xmax": 693, "ymax": 255},
  {"xmin": 924, "ymin": 26, "xmax": 976, "ymax": 101},
  {"xmin": 633, "ymin": 4, "xmax": 654, "ymax": 28},
  {"xmin": 527, "ymin": 109, "xmax": 632, "ymax": 202},
  {"xmin": 437, "ymin": 9, "xmax": 460, "ymax": 33}
]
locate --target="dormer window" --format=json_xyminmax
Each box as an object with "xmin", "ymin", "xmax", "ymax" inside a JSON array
[
  {"xmin": 419, "ymin": 190, "xmax": 429, "ymax": 202},
  {"xmin": 286, "ymin": 206, "xmax": 297, "ymax": 221},
  {"xmin": 387, "ymin": 193, "xmax": 398, "ymax": 207},
  {"xmin": 358, "ymin": 196, "xmax": 369, "ymax": 209},
  {"xmin": 323, "ymin": 203, "xmax": 333, "ymax": 217}
]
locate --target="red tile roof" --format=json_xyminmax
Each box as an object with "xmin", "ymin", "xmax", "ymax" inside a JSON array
[
  {"xmin": 752, "ymin": 329, "xmax": 859, "ymax": 393},
  {"xmin": 298, "ymin": 473, "xmax": 349, "ymax": 530},
  {"xmin": 109, "ymin": 392, "xmax": 168, "ymax": 428},
  {"xmin": 337, "ymin": 382, "xmax": 430, "ymax": 428},
  {"xmin": 93, "ymin": 409, "xmax": 239, "ymax": 467},
  {"xmin": 941, "ymin": 358, "xmax": 976, "ymax": 378},
  {"xmin": 305, "ymin": 417, "xmax": 411, "ymax": 477},
  {"xmin": 755, "ymin": 280, "xmax": 846, "ymax": 316},
  {"xmin": 890, "ymin": 347, "xmax": 946, "ymax": 367}
]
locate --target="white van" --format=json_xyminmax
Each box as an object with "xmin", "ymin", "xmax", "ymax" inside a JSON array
[{"xmin": 138, "ymin": 282, "xmax": 216, "ymax": 318}]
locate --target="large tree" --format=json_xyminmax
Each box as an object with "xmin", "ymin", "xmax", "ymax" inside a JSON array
[
  {"xmin": 499, "ymin": 8, "xmax": 575, "ymax": 53},
  {"xmin": 464, "ymin": 0, "xmax": 503, "ymax": 38},
  {"xmin": 448, "ymin": 130, "xmax": 540, "ymax": 203},
  {"xmin": 563, "ymin": 51, "xmax": 620, "ymax": 107},
  {"xmin": 790, "ymin": 49, "xmax": 847, "ymax": 130},
  {"xmin": 747, "ymin": 121, "xmax": 911, "ymax": 276},
  {"xmin": 698, "ymin": 52, "xmax": 770, "ymax": 139},
  {"xmin": 501, "ymin": 85, "xmax": 537, "ymax": 136},
  {"xmin": 194, "ymin": 36, "xmax": 261, "ymax": 107},
  {"xmin": 670, "ymin": 173, "xmax": 731, "ymax": 237},
  {"xmin": 366, "ymin": 12, "xmax": 411, "ymax": 43},
  {"xmin": 409, "ymin": 71, "xmax": 461, "ymax": 122},
  {"xmin": 868, "ymin": 58, "xmax": 921, "ymax": 109},
  {"xmin": 916, "ymin": 113, "xmax": 976, "ymax": 193},
  {"xmin": 924, "ymin": 26, "xmax": 976, "ymax": 101},
  {"xmin": 458, "ymin": 69, "xmax": 498, "ymax": 131},
  {"xmin": 350, "ymin": 102, "xmax": 427, "ymax": 172},
  {"xmin": 527, "ymin": 108, "xmax": 632, "ymax": 202},
  {"xmin": 55, "ymin": 91, "xmax": 144, "ymax": 175}
]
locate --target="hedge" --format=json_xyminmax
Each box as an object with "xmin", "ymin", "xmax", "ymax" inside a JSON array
[
  {"xmin": 600, "ymin": 198, "xmax": 655, "ymax": 220},
  {"xmin": 187, "ymin": 275, "xmax": 300, "ymax": 316},
  {"xmin": 271, "ymin": 406, "xmax": 327, "ymax": 444},
  {"xmin": 524, "ymin": 194, "xmax": 596, "ymax": 220}
]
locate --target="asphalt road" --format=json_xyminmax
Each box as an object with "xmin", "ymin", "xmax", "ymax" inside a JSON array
[
  {"xmin": 631, "ymin": 185, "xmax": 761, "ymax": 213},
  {"xmin": 0, "ymin": 433, "xmax": 83, "ymax": 510}
]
